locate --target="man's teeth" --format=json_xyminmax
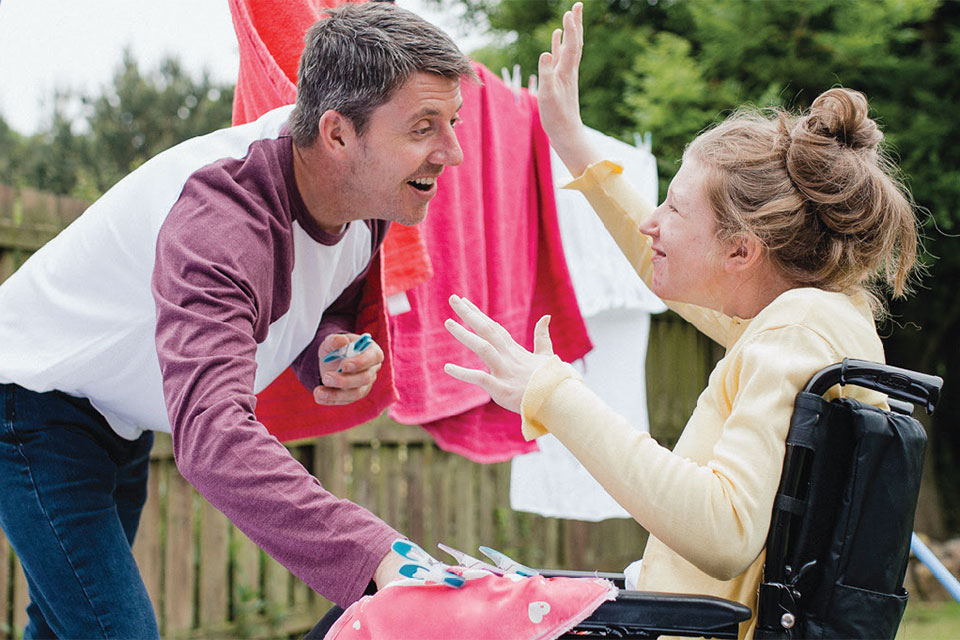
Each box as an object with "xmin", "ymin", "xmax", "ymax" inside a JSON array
[{"xmin": 410, "ymin": 177, "xmax": 436, "ymax": 190}]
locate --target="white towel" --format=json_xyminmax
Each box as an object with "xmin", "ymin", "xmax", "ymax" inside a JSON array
[{"xmin": 510, "ymin": 130, "xmax": 665, "ymax": 521}]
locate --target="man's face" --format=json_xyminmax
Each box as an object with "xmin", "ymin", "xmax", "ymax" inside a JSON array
[{"xmin": 345, "ymin": 72, "xmax": 464, "ymax": 226}]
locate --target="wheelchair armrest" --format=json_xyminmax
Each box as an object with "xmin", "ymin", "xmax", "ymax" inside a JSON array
[
  {"xmin": 540, "ymin": 571, "xmax": 751, "ymax": 639},
  {"xmin": 538, "ymin": 568, "xmax": 628, "ymax": 587},
  {"xmin": 579, "ymin": 591, "xmax": 752, "ymax": 639}
]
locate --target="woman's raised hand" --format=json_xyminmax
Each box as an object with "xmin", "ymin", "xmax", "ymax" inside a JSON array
[
  {"xmin": 537, "ymin": 2, "xmax": 597, "ymax": 176},
  {"xmin": 443, "ymin": 295, "xmax": 554, "ymax": 414}
]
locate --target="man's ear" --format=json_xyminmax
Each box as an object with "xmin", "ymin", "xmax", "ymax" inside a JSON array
[
  {"xmin": 724, "ymin": 233, "xmax": 764, "ymax": 273},
  {"xmin": 316, "ymin": 110, "xmax": 357, "ymax": 153}
]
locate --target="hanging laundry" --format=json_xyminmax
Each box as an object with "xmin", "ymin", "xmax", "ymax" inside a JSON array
[
  {"xmin": 387, "ymin": 64, "xmax": 592, "ymax": 463},
  {"xmin": 228, "ymin": 0, "xmax": 592, "ymax": 449},
  {"xmin": 510, "ymin": 129, "xmax": 667, "ymax": 520}
]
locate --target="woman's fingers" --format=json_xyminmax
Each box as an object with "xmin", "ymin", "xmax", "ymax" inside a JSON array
[
  {"xmin": 443, "ymin": 363, "xmax": 493, "ymax": 389},
  {"xmin": 557, "ymin": 5, "xmax": 583, "ymax": 74},
  {"xmin": 533, "ymin": 315, "xmax": 553, "ymax": 355},
  {"xmin": 444, "ymin": 317, "xmax": 501, "ymax": 367},
  {"xmin": 449, "ymin": 295, "xmax": 514, "ymax": 347}
]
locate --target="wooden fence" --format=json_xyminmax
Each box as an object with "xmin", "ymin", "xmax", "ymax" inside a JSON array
[{"xmin": 0, "ymin": 184, "xmax": 719, "ymax": 638}]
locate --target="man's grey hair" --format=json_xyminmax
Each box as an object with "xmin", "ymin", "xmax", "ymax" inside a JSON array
[{"xmin": 289, "ymin": 2, "xmax": 477, "ymax": 147}]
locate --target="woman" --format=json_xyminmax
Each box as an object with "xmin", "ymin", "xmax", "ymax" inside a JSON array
[{"xmin": 443, "ymin": 4, "xmax": 918, "ymax": 638}]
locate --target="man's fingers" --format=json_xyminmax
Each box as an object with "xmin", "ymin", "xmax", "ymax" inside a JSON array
[
  {"xmin": 551, "ymin": 27, "xmax": 562, "ymax": 58},
  {"xmin": 538, "ymin": 51, "xmax": 553, "ymax": 78},
  {"xmin": 339, "ymin": 343, "xmax": 384, "ymax": 374},
  {"xmin": 322, "ymin": 362, "xmax": 382, "ymax": 388},
  {"xmin": 313, "ymin": 383, "xmax": 373, "ymax": 406}
]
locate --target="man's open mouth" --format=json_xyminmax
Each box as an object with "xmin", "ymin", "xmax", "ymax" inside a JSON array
[{"xmin": 408, "ymin": 177, "xmax": 437, "ymax": 191}]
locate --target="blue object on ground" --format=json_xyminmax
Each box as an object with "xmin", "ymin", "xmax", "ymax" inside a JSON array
[{"xmin": 911, "ymin": 532, "xmax": 960, "ymax": 603}]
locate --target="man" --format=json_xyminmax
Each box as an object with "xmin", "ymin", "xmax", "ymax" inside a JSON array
[{"xmin": 0, "ymin": 3, "xmax": 476, "ymax": 637}]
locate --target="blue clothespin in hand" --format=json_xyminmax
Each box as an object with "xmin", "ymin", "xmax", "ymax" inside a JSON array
[{"xmin": 321, "ymin": 333, "xmax": 372, "ymax": 373}]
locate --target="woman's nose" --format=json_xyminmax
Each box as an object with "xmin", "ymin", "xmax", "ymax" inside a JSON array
[{"xmin": 638, "ymin": 205, "xmax": 663, "ymax": 237}]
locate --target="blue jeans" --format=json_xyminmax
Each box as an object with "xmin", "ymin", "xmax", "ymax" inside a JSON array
[{"xmin": 0, "ymin": 383, "xmax": 159, "ymax": 639}]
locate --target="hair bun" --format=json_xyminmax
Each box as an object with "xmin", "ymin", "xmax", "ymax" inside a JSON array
[{"xmin": 793, "ymin": 88, "xmax": 882, "ymax": 151}]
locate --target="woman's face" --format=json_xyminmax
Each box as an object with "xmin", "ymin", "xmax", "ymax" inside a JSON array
[{"xmin": 639, "ymin": 157, "xmax": 729, "ymax": 308}]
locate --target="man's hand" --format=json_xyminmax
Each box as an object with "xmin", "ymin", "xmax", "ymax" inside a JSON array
[
  {"xmin": 313, "ymin": 332, "xmax": 383, "ymax": 405},
  {"xmin": 372, "ymin": 546, "xmax": 407, "ymax": 590}
]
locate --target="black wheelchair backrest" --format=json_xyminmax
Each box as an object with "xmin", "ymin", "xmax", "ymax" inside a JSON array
[{"xmin": 756, "ymin": 359, "xmax": 943, "ymax": 639}]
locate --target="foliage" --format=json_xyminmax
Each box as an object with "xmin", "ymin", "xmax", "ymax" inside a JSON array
[
  {"xmin": 0, "ymin": 49, "xmax": 234, "ymax": 200},
  {"xmin": 450, "ymin": 0, "xmax": 960, "ymax": 534}
]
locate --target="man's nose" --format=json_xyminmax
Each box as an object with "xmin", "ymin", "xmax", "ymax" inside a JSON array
[{"xmin": 430, "ymin": 127, "xmax": 463, "ymax": 167}]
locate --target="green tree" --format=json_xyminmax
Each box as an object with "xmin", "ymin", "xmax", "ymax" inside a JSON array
[
  {"xmin": 0, "ymin": 50, "xmax": 234, "ymax": 200},
  {"xmin": 450, "ymin": 0, "xmax": 960, "ymax": 534},
  {"xmin": 79, "ymin": 50, "xmax": 235, "ymax": 195}
]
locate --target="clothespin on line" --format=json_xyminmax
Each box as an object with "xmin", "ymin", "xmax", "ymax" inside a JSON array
[
  {"xmin": 633, "ymin": 131, "xmax": 653, "ymax": 153},
  {"xmin": 500, "ymin": 64, "xmax": 539, "ymax": 100},
  {"xmin": 500, "ymin": 64, "xmax": 522, "ymax": 101}
]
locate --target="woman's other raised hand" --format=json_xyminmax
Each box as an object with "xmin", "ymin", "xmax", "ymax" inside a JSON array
[{"xmin": 537, "ymin": 3, "xmax": 598, "ymax": 177}]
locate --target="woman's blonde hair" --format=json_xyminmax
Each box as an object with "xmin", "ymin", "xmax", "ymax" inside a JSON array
[{"xmin": 686, "ymin": 88, "xmax": 918, "ymax": 312}]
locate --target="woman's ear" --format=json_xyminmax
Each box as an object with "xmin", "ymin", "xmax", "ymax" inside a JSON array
[{"xmin": 724, "ymin": 233, "xmax": 764, "ymax": 273}]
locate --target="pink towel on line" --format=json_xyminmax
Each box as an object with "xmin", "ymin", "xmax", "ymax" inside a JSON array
[{"xmin": 386, "ymin": 64, "xmax": 592, "ymax": 462}]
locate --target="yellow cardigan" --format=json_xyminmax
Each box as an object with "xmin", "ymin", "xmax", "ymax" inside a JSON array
[{"xmin": 520, "ymin": 160, "xmax": 886, "ymax": 639}]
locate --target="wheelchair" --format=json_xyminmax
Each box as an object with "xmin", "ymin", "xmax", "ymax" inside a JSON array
[
  {"xmin": 550, "ymin": 358, "xmax": 942, "ymax": 639},
  {"xmin": 308, "ymin": 359, "xmax": 942, "ymax": 639}
]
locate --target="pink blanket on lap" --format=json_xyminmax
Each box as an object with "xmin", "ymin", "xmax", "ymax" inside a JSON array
[{"xmin": 325, "ymin": 574, "xmax": 617, "ymax": 640}]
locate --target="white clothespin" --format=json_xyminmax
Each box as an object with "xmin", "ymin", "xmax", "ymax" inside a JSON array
[
  {"xmin": 500, "ymin": 64, "xmax": 523, "ymax": 102},
  {"xmin": 633, "ymin": 131, "xmax": 653, "ymax": 153}
]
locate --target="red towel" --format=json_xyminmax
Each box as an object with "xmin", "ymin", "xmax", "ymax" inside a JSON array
[
  {"xmin": 386, "ymin": 65, "xmax": 592, "ymax": 462},
  {"xmin": 228, "ymin": 0, "xmax": 434, "ymax": 296},
  {"xmin": 251, "ymin": 252, "xmax": 399, "ymax": 442},
  {"xmin": 228, "ymin": 0, "xmax": 430, "ymax": 440}
]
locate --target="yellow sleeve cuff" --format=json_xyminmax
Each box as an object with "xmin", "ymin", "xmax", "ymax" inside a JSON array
[
  {"xmin": 562, "ymin": 159, "xmax": 624, "ymax": 192},
  {"xmin": 520, "ymin": 355, "xmax": 583, "ymax": 441}
]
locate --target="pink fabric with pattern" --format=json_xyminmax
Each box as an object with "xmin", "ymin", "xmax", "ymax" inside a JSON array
[{"xmin": 324, "ymin": 574, "xmax": 617, "ymax": 640}]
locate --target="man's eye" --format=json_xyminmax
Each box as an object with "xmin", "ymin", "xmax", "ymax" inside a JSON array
[
  {"xmin": 450, "ymin": 117, "xmax": 461, "ymax": 128},
  {"xmin": 414, "ymin": 126, "xmax": 431, "ymax": 136}
]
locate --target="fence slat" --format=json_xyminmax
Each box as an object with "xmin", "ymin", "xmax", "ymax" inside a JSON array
[
  {"xmin": 133, "ymin": 459, "xmax": 164, "ymax": 615},
  {"xmin": 262, "ymin": 554, "xmax": 290, "ymax": 623},
  {"xmin": 164, "ymin": 470, "xmax": 196, "ymax": 633},
  {"xmin": 11, "ymin": 558, "xmax": 28, "ymax": 633},
  {"xmin": 199, "ymin": 499, "xmax": 230, "ymax": 625},
  {"xmin": 1, "ymin": 530, "xmax": 10, "ymax": 638},
  {"xmin": 231, "ymin": 528, "xmax": 261, "ymax": 623},
  {"xmin": 290, "ymin": 446, "xmax": 314, "ymax": 610}
]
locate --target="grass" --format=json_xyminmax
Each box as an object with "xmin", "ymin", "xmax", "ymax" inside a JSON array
[{"xmin": 897, "ymin": 600, "xmax": 960, "ymax": 639}]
